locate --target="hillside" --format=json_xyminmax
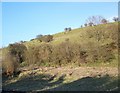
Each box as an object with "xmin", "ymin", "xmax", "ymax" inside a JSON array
[
  {"xmin": 2, "ymin": 22, "xmax": 118, "ymax": 68},
  {"xmin": 20, "ymin": 22, "xmax": 118, "ymax": 66},
  {"xmin": 24, "ymin": 22, "xmax": 118, "ymax": 47},
  {"xmin": 2, "ymin": 22, "xmax": 119, "ymax": 92}
]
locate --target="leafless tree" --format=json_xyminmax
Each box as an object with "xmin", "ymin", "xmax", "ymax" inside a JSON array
[{"xmin": 86, "ymin": 15, "xmax": 105, "ymax": 25}]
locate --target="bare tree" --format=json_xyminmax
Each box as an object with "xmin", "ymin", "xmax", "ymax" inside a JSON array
[{"xmin": 86, "ymin": 16, "xmax": 105, "ymax": 25}]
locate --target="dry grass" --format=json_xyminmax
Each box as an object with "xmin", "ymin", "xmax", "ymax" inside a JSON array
[
  {"xmin": 2, "ymin": 22, "xmax": 119, "ymax": 92},
  {"xmin": 2, "ymin": 66, "xmax": 118, "ymax": 91}
]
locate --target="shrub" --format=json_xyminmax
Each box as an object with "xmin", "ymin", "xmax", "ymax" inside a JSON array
[
  {"xmin": 37, "ymin": 44, "xmax": 53, "ymax": 64},
  {"xmin": 101, "ymin": 19, "xmax": 108, "ymax": 24},
  {"xmin": 88, "ymin": 22, "xmax": 93, "ymax": 26},
  {"xmin": 30, "ymin": 39, "xmax": 35, "ymax": 41},
  {"xmin": 22, "ymin": 39, "xmax": 116, "ymax": 67},
  {"xmin": 8, "ymin": 43, "xmax": 27, "ymax": 63},
  {"xmin": 58, "ymin": 41, "xmax": 73, "ymax": 63},
  {"xmin": 37, "ymin": 35, "xmax": 53, "ymax": 42},
  {"xmin": 64, "ymin": 27, "xmax": 72, "ymax": 32},
  {"xmin": 24, "ymin": 44, "xmax": 53, "ymax": 66},
  {"xmin": 98, "ymin": 45, "xmax": 115, "ymax": 62},
  {"xmin": 24, "ymin": 47, "xmax": 38, "ymax": 66},
  {"xmin": 2, "ymin": 51, "xmax": 19, "ymax": 76},
  {"xmin": 106, "ymin": 24, "xmax": 118, "ymax": 42},
  {"xmin": 64, "ymin": 28, "xmax": 68, "ymax": 31},
  {"xmin": 86, "ymin": 26, "xmax": 105, "ymax": 41},
  {"xmin": 81, "ymin": 41, "xmax": 116, "ymax": 63},
  {"xmin": 2, "ymin": 43, "xmax": 27, "ymax": 76},
  {"xmin": 51, "ymin": 41, "xmax": 88, "ymax": 65},
  {"xmin": 36, "ymin": 34, "xmax": 43, "ymax": 38}
]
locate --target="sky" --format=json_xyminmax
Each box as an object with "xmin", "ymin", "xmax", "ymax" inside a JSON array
[
  {"xmin": 1, "ymin": 0, "xmax": 119, "ymax": 2},
  {"xmin": 2, "ymin": 2, "xmax": 118, "ymax": 47}
]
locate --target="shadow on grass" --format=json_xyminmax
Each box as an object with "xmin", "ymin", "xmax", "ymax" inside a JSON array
[
  {"xmin": 2, "ymin": 74, "xmax": 118, "ymax": 92},
  {"xmin": 2, "ymin": 74, "xmax": 65, "ymax": 92},
  {"xmin": 48, "ymin": 75, "xmax": 118, "ymax": 91}
]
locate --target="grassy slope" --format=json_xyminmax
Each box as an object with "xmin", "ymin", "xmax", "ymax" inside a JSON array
[
  {"xmin": 23, "ymin": 22, "xmax": 118, "ymax": 67},
  {"xmin": 24, "ymin": 22, "xmax": 118, "ymax": 46},
  {"xmin": 1, "ymin": 22, "xmax": 118, "ymax": 68},
  {"xmin": 2, "ymin": 22, "xmax": 119, "ymax": 92}
]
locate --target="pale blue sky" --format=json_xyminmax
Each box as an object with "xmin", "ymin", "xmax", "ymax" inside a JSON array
[
  {"xmin": 1, "ymin": 0, "xmax": 119, "ymax": 2},
  {"xmin": 2, "ymin": 2, "xmax": 118, "ymax": 47}
]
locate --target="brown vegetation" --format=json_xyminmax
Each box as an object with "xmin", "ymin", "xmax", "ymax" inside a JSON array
[
  {"xmin": 36, "ymin": 35, "xmax": 53, "ymax": 42},
  {"xmin": 2, "ymin": 22, "xmax": 118, "ymax": 77},
  {"xmin": 2, "ymin": 43, "xmax": 27, "ymax": 76}
]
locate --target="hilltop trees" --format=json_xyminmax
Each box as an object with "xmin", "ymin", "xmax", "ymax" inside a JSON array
[
  {"xmin": 101, "ymin": 19, "xmax": 108, "ymax": 24},
  {"xmin": 88, "ymin": 22, "xmax": 93, "ymax": 26},
  {"xmin": 36, "ymin": 34, "xmax": 43, "ymax": 39},
  {"xmin": 86, "ymin": 16, "xmax": 106, "ymax": 25},
  {"xmin": 84, "ymin": 16, "xmax": 109, "ymax": 27},
  {"xmin": 64, "ymin": 28, "xmax": 68, "ymax": 31},
  {"xmin": 68, "ymin": 27, "xmax": 72, "ymax": 31},
  {"xmin": 64, "ymin": 27, "xmax": 72, "ymax": 34},
  {"xmin": 64, "ymin": 27, "xmax": 72, "ymax": 31}
]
